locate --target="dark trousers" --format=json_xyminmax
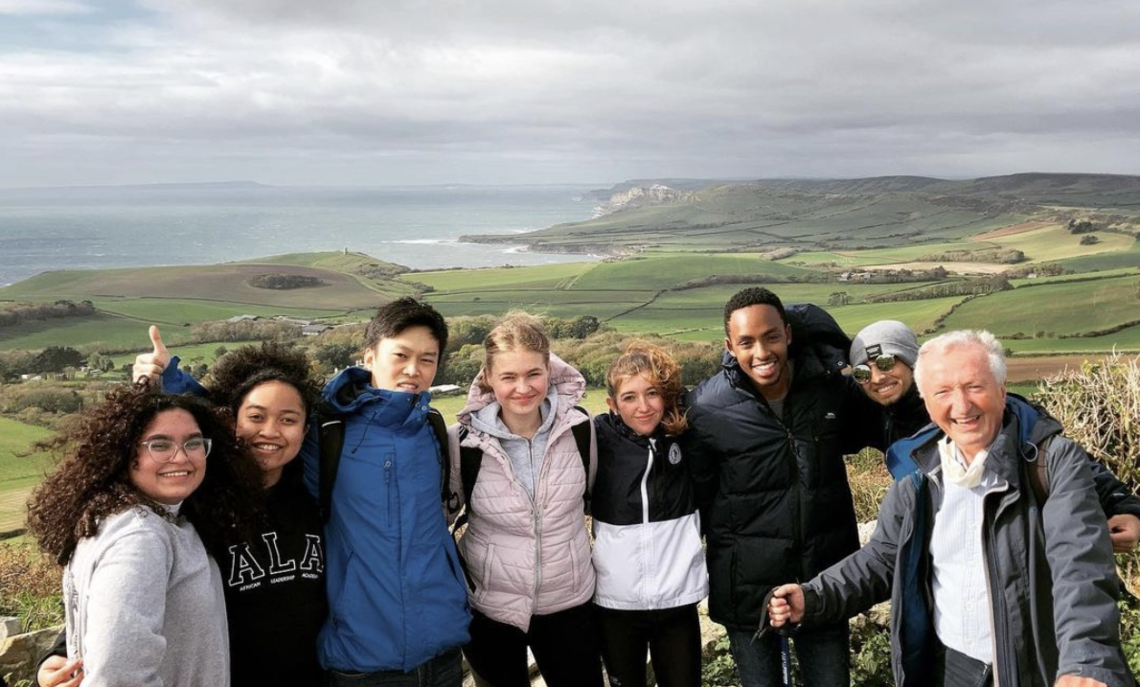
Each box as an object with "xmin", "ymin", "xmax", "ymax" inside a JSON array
[
  {"xmin": 324, "ymin": 648, "xmax": 463, "ymax": 687},
  {"xmin": 727, "ymin": 621, "xmax": 850, "ymax": 687},
  {"xmin": 463, "ymin": 603, "xmax": 604, "ymax": 687},
  {"xmin": 596, "ymin": 603, "xmax": 702, "ymax": 687}
]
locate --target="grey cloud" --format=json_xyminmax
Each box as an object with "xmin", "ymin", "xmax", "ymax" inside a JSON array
[{"xmin": 2, "ymin": 0, "xmax": 1140, "ymax": 185}]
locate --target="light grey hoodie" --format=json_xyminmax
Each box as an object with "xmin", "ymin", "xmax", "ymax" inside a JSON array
[
  {"xmin": 470, "ymin": 386, "xmax": 560, "ymax": 501},
  {"xmin": 64, "ymin": 505, "xmax": 230, "ymax": 687}
]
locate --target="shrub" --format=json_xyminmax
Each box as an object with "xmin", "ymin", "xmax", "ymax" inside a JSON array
[
  {"xmin": 1035, "ymin": 353, "xmax": 1140, "ymax": 669},
  {"xmin": 1034, "ymin": 352, "xmax": 1140, "ymax": 491},
  {"xmin": 847, "ymin": 448, "xmax": 891, "ymax": 524},
  {"xmin": 0, "ymin": 544, "xmax": 63, "ymax": 632},
  {"xmin": 700, "ymin": 635, "xmax": 740, "ymax": 686}
]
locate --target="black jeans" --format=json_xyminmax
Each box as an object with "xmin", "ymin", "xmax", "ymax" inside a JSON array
[
  {"xmin": 596, "ymin": 603, "xmax": 702, "ymax": 687},
  {"xmin": 324, "ymin": 648, "xmax": 463, "ymax": 687},
  {"xmin": 463, "ymin": 603, "xmax": 604, "ymax": 687}
]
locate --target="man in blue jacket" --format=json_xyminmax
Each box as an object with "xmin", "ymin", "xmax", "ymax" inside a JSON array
[{"xmin": 307, "ymin": 297, "xmax": 470, "ymax": 685}]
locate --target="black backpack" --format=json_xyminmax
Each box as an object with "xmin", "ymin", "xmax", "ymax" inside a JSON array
[{"xmin": 317, "ymin": 405, "xmax": 450, "ymax": 524}]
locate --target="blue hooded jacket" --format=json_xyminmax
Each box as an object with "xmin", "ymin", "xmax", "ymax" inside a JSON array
[
  {"xmin": 162, "ymin": 360, "xmax": 471, "ymax": 672},
  {"xmin": 306, "ymin": 367, "xmax": 470, "ymax": 672}
]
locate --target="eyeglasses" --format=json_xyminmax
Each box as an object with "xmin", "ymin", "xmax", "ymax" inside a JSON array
[
  {"xmin": 852, "ymin": 354, "xmax": 898, "ymax": 384},
  {"xmin": 139, "ymin": 438, "xmax": 212, "ymax": 463}
]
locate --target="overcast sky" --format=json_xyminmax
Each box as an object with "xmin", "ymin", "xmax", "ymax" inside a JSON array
[{"xmin": 2, "ymin": 0, "xmax": 1139, "ymax": 187}]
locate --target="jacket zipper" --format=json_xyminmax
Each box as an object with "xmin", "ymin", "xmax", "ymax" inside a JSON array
[
  {"xmin": 774, "ymin": 410, "xmax": 804, "ymax": 580},
  {"xmin": 530, "ymin": 439, "xmax": 543, "ymax": 599},
  {"xmin": 641, "ymin": 440, "xmax": 655, "ymax": 603},
  {"xmin": 641, "ymin": 439, "xmax": 655, "ymax": 524},
  {"xmin": 384, "ymin": 459, "xmax": 393, "ymax": 528},
  {"xmin": 981, "ymin": 482, "xmax": 1013, "ymax": 684}
]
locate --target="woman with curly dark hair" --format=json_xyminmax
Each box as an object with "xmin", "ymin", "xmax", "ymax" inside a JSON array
[{"xmin": 27, "ymin": 385, "xmax": 263, "ymax": 687}]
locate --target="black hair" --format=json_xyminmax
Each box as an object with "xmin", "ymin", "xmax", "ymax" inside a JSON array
[
  {"xmin": 723, "ymin": 287, "xmax": 787, "ymax": 336},
  {"xmin": 204, "ymin": 342, "xmax": 321, "ymax": 419},
  {"xmin": 363, "ymin": 297, "xmax": 449, "ymax": 354}
]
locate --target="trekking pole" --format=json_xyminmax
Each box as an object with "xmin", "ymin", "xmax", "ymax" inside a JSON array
[{"xmin": 780, "ymin": 635, "xmax": 792, "ymax": 686}]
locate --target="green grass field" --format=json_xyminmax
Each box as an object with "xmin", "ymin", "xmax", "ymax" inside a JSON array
[
  {"xmin": 984, "ymin": 224, "xmax": 1135, "ymax": 263},
  {"xmin": 0, "ymin": 312, "xmax": 178, "ymax": 351},
  {"xmin": 0, "ymin": 418, "xmax": 53, "ymax": 535},
  {"xmin": 942, "ymin": 274, "xmax": 1140, "ymax": 338},
  {"xmin": 405, "ymin": 263, "xmax": 589, "ymax": 292},
  {"xmin": 0, "ymin": 263, "xmax": 394, "ymax": 310},
  {"xmin": 90, "ymin": 297, "xmax": 342, "ymax": 324}
]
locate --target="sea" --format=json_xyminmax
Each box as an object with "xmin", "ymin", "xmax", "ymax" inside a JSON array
[{"xmin": 0, "ymin": 183, "xmax": 604, "ymax": 287}]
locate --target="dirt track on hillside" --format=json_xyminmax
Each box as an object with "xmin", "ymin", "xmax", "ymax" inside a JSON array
[
  {"xmin": 972, "ymin": 221, "xmax": 1054, "ymax": 241},
  {"xmin": 1005, "ymin": 354, "xmax": 1127, "ymax": 382}
]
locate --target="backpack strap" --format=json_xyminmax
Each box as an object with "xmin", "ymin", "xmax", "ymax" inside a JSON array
[
  {"xmin": 569, "ymin": 406, "xmax": 594, "ymax": 510},
  {"xmin": 1025, "ymin": 434, "xmax": 1055, "ymax": 508},
  {"xmin": 318, "ymin": 410, "xmax": 346, "ymax": 524},
  {"xmin": 456, "ymin": 405, "xmax": 595, "ymax": 523},
  {"xmin": 425, "ymin": 408, "xmax": 455, "ymax": 511},
  {"xmin": 457, "ymin": 425, "xmax": 481, "ymax": 521}
]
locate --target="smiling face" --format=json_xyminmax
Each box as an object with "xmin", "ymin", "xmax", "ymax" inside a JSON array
[
  {"xmin": 236, "ymin": 380, "xmax": 307, "ymax": 488},
  {"xmin": 607, "ymin": 372, "xmax": 665, "ymax": 436},
  {"xmin": 861, "ymin": 359, "xmax": 915, "ymax": 406},
  {"xmin": 363, "ymin": 325, "xmax": 440, "ymax": 394},
  {"xmin": 130, "ymin": 408, "xmax": 207, "ymax": 505},
  {"xmin": 487, "ymin": 349, "xmax": 549, "ymax": 433},
  {"xmin": 917, "ymin": 343, "xmax": 1007, "ymax": 460},
  {"xmin": 725, "ymin": 304, "xmax": 793, "ymax": 399}
]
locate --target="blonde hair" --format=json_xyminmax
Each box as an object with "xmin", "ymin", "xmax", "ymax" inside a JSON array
[
  {"xmin": 477, "ymin": 311, "xmax": 551, "ymax": 392},
  {"xmin": 606, "ymin": 341, "xmax": 688, "ymax": 436}
]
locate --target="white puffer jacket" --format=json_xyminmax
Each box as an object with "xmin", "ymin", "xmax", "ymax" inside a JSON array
[{"xmin": 448, "ymin": 353, "xmax": 596, "ymax": 632}]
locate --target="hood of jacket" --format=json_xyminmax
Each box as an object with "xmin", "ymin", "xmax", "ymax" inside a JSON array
[
  {"xmin": 322, "ymin": 365, "xmax": 431, "ymax": 421},
  {"xmin": 457, "ymin": 352, "xmax": 586, "ymax": 426}
]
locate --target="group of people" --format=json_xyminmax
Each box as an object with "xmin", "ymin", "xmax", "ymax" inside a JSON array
[{"xmin": 24, "ymin": 287, "xmax": 1140, "ymax": 687}]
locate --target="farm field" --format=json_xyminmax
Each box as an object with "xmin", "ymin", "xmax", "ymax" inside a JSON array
[
  {"xmin": 941, "ymin": 274, "xmax": 1140, "ymax": 338},
  {"xmin": 1009, "ymin": 267, "xmax": 1139, "ymax": 288},
  {"xmin": 566, "ymin": 254, "xmax": 814, "ymax": 291},
  {"xmin": 0, "ymin": 418, "xmax": 52, "ymax": 535},
  {"xmin": 1058, "ymin": 239, "xmax": 1140, "ymax": 272},
  {"xmin": 0, "ymin": 263, "xmax": 394, "ymax": 310},
  {"xmin": 980, "ymin": 224, "xmax": 1134, "ymax": 263},
  {"xmin": 404, "ymin": 263, "xmax": 589, "ymax": 292},
  {"xmin": 0, "ymin": 313, "xmax": 178, "ymax": 351},
  {"xmin": 89, "ymin": 297, "xmax": 341, "ymax": 324}
]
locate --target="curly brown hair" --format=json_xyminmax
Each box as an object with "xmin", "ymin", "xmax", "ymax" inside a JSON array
[
  {"xmin": 26, "ymin": 384, "xmax": 264, "ymax": 565},
  {"xmin": 605, "ymin": 341, "xmax": 688, "ymax": 436},
  {"xmin": 203, "ymin": 342, "xmax": 322, "ymax": 417}
]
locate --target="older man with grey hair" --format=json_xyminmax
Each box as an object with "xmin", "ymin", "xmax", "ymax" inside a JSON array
[{"xmin": 767, "ymin": 329, "xmax": 1134, "ymax": 687}]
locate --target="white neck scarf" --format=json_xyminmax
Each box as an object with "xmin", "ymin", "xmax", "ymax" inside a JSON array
[{"xmin": 938, "ymin": 434, "xmax": 989, "ymax": 489}]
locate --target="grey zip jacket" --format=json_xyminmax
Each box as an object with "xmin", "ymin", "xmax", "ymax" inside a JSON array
[{"xmin": 798, "ymin": 399, "xmax": 1133, "ymax": 687}]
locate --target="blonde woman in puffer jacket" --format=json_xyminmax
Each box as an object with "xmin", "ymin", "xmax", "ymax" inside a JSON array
[{"xmin": 447, "ymin": 312, "xmax": 603, "ymax": 687}]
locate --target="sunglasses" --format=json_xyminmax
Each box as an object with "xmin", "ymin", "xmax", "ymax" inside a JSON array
[{"xmin": 852, "ymin": 354, "xmax": 898, "ymax": 384}]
